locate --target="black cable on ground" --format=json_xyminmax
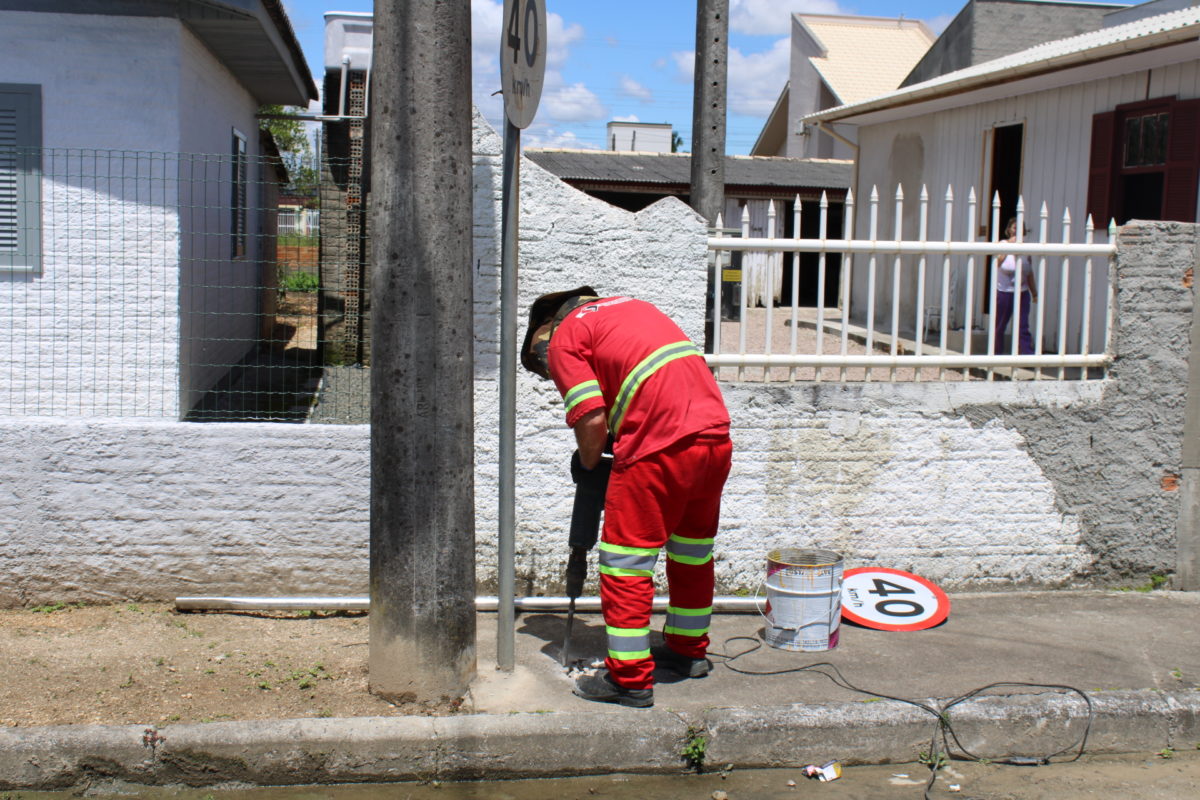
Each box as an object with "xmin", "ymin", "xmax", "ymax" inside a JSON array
[{"xmin": 708, "ymin": 636, "xmax": 1094, "ymax": 800}]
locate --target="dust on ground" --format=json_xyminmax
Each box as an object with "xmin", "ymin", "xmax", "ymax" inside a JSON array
[{"xmin": 0, "ymin": 603, "xmax": 459, "ymax": 728}]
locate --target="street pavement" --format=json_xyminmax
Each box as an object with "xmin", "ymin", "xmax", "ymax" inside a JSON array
[{"xmin": 2, "ymin": 591, "xmax": 1199, "ymax": 789}]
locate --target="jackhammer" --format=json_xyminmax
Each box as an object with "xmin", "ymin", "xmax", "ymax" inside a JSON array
[{"xmin": 561, "ymin": 448, "xmax": 613, "ymax": 667}]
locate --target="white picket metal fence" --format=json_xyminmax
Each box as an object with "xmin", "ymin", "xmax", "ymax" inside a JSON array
[
  {"xmin": 278, "ymin": 207, "xmax": 320, "ymax": 238},
  {"xmin": 706, "ymin": 185, "xmax": 1118, "ymax": 383}
]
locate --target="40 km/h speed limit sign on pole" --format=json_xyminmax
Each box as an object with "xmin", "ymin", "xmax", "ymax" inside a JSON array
[
  {"xmin": 500, "ymin": 0, "xmax": 546, "ymax": 129},
  {"xmin": 497, "ymin": 0, "xmax": 546, "ymax": 673},
  {"xmin": 840, "ymin": 567, "xmax": 951, "ymax": 631}
]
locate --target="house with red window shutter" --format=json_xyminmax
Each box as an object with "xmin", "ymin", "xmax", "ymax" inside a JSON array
[
  {"xmin": 800, "ymin": 1, "xmax": 1200, "ymax": 353},
  {"xmin": 803, "ymin": 2, "xmax": 1200, "ymax": 234}
]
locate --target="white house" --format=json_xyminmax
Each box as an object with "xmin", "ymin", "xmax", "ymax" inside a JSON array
[
  {"xmin": 751, "ymin": 14, "xmax": 934, "ymax": 160},
  {"xmin": 0, "ymin": 1, "xmax": 316, "ymax": 418},
  {"xmin": 606, "ymin": 121, "xmax": 674, "ymax": 153},
  {"xmin": 801, "ymin": 2, "xmax": 1200, "ymax": 353}
]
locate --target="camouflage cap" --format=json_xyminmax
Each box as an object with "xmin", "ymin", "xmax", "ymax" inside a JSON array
[{"xmin": 521, "ymin": 286, "xmax": 599, "ymax": 379}]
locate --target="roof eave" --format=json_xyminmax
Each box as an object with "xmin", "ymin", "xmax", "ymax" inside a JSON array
[
  {"xmin": 0, "ymin": 0, "xmax": 317, "ymax": 105},
  {"xmin": 750, "ymin": 82, "xmax": 791, "ymax": 156},
  {"xmin": 805, "ymin": 19, "xmax": 1200, "ymax": 126}
]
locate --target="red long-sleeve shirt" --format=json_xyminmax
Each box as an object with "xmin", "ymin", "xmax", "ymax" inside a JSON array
[{"xmin": 547, "ymin": 297, "xmax": 729, "ymax": 465}]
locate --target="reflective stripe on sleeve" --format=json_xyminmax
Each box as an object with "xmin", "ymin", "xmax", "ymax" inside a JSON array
[
  {"xmin": 666, "ymin": 533, "xmax": 713, "ymax": 565},
  {"xmin": 664, "ymin": 605, "xmax": 712, "ymax": 637},
  {"xmin": 563, "ymin": 380, "xmax": 603, "ymax": 415},
  {"xmin": 606, "ymin": 625, "xmax": 651, "ymax": 661},
  {"xmin": 608, "ymin": 340, "xmax": 704, "ymax": 436},
  {"xmin": 598, "ymin": 542, "xmax": 659, "ymax": 577}
]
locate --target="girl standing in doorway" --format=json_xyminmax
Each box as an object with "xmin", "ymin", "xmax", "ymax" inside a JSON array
[{"xmin": 995, "ymin": 217, "xmax": 1038, "ymax": 355}]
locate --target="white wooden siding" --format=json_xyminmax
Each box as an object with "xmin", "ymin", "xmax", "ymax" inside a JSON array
[{"xmin": 853, "ymin": 60, "xmax": 1200, "ymax": 354}]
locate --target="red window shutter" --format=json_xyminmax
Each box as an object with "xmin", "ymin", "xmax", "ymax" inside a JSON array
[
  {"xmin": 1086, "ymin": 111, "xmax": 1116, "ymax": 227},
  {"xmin": 1163, "ymin": 98, "xmax": 1200, "ymax": 222}
]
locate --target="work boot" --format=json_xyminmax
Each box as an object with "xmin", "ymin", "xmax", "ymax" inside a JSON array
[
  {"xmin": 573, "ymin": 669, "xmax": 654, "ymax": 708},
  {"xmin": 651, "ymin": 644, "xmax": 711, "ymax": 678}
]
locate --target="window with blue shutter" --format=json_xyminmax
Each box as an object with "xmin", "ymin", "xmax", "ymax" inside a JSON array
[{"xmin": 0, "ymin": 84, "xmax": 41, "ymax": 273}]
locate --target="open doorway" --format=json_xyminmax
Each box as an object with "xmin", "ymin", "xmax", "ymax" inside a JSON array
[
  {"xmin": 988, "ymin": 123, "xmax": 1024, "ymax": 238},
  {"xmin": 778, "ymin": 198, "xmax": 843, "ymax": 307},
  {"xmin": 982, "ymin": 123, "xmax": 1023, "ymax": 313}
]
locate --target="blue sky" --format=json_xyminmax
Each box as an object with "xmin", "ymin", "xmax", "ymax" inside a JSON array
[{"xmin": 282, "ymin": 1, "xmax": 965, "ymax": 154}]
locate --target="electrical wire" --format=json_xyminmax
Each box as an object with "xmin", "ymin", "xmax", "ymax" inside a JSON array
[{"xmin": 708, "ymin": 636, "xmax": 1094, "ymax": 800}]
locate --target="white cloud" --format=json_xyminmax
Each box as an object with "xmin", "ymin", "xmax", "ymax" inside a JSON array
[
  {"xmin": 543, "ymin": 83, "xmax": 608, "ymax": 122},
  {"xmin": 619, "ymin": 75, "xmax": 653, "ymax": 102},
  {"xmin": 470, "ymin": 1, "xmax": 589, "ymax": 128},
  {"xmin": 473, "ymin": 0, "xmax": 581, "ymax": 73},
  {"xmin": 472, "ymin": 0, "xmax": 504, "ymax": 79},
  {"xmin": 612, "ymin": 114, "xmax": 640, "ymax": 122},
  {"xmin": 727, "ymin": 38, "xmax": 792, "ymax": 117},
  {"xmin": 671, "ymin": 50, "xmax": 693, "ymax": 79},
  {"xmin": 523, "ymin": 126, "xmax": 601, "ymax": 150},
  {"xmin": 546, "ymin": 16, "xmax": 585, "ymax": 71},
  {"xmin": 673, "ymin": 36, "xmax": 790, "ymax": 117},
  {"xmin": 729, "ymin": 0, "xmax": 845, "ymax": 36}
]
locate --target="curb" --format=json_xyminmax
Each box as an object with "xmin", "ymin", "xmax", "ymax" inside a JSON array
[{"xmin": 1, "ymin": 690, "xmax": 1196, "ymax": 789}]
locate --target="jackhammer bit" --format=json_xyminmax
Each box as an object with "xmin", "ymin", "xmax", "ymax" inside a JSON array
[{"xmin": 561, "ymin": 448, "xmax": 612, "ymax": 668}]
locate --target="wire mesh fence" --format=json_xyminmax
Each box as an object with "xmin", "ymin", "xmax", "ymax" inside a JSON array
[{"xmin": 0, "ymin": 147, "xmax": 371, "ymax": 422}]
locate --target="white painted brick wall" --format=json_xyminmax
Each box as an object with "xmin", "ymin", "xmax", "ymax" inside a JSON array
[
  {"xmin": 0, "ymin": 419, "xmax": 369, "ymax": 605},
  {"xmin": 0, "ymin": 13, "xmax": 185, "ymax": 418},
  {"xmin": 0, "ymin": 113, "xmax": 1119, "ymax": 607},
  {"xmin": 0, "ymin": 12, "xmax": 272, "ymax": 418}
]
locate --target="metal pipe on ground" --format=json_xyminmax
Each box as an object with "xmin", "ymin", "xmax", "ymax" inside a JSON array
[{"xmin": 174, "ymin": 596, "xmax": 763, "ymax": 613}]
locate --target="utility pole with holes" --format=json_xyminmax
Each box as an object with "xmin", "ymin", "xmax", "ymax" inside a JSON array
[
  {"xmin": 690, "ymin": 0, "xmax": 729, "ymax": 350},
  {"xmin": 690, "ymin": 0, "xmax": 728, "ymax": 226}
]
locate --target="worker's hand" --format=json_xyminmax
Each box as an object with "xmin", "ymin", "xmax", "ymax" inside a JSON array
[
  {"xmin": 570, "ymin": 449, "xmax": 590, "ymax": 482},
  {"xmin": 571, "ymin": 449, "xmax": 612, "ymax": 489},
  {"xmin": 573, "ymin": 408, "xmax": 608, "ymax": 470}
]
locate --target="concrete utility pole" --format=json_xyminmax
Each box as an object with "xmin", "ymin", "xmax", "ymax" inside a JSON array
[
  {"xmin": 689, "ymin": 0, "xmax": 728, "ymax": 226},
  {"xmin": 368, "ymin": 0, "xmax": 476, "ymax": 701}
]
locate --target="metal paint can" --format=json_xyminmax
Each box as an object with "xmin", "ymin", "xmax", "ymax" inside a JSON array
[{"xmin": 763, "ymin": 547, "xmax": 843, "ymax": 652}]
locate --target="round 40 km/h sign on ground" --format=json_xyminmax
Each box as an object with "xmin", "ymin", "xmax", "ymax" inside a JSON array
[
  {"xmin": 841, "ymin": 567, "xmax": 951, "ymax": 631},
  {"xmin": 500, "ymin": 0, "xmax": 546, "ymax": 129}
]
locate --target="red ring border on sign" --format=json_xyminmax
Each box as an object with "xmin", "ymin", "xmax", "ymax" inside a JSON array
[{"xmin": 840, "ymin": 567, "xmax": 951, "ymax": 631}]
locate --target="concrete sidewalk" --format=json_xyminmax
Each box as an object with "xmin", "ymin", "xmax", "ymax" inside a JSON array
[{"xmin": 3, "ymin": 591, "xmax": 1199, "ymax": 789}]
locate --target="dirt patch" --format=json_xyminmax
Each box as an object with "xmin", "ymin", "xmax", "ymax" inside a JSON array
[{"xmin": 0, "ymin": 604, "xmax": 459, "ymax": 727}]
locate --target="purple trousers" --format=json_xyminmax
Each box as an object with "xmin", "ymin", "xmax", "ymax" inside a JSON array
[{"xmin": 994, "ymin": 290, "xmax": 1034, "ymax": 355}]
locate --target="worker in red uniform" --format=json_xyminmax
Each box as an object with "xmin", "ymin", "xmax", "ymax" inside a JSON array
[{"xmin": 521, "ymin": 287, "xmax": 732, "ymax": 707}]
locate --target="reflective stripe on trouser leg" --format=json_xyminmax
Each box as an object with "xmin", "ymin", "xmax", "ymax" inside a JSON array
[
  {"xmin": 664, "ymin": 605, "xmax": 712, "ymax": 638},
  {"xmin": 664, "ymin": 534, "xmax": 714, "ymax": 647},
  {"xmin": 606, "ymin": 625, "xmax": 651, "ymax": 661},
  {"xmin": 666, "ymin": 533, "xmax": 713, "ymax": 566},
  {"xmin": 664, "ymin": 547, "xmax": 715, "ymax": 659},
  {"xmin": 598, "ymin": 542, "xmax": 659, "ymax": 688},
  {"xmin": 598, "ymin": 542, "xmax": 659, "ymax": 578},
  {"xmin": 600, "ymin": 570, "xmax": 656, "ymax": 688}
]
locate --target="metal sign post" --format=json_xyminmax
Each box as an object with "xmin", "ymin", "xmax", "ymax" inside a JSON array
[{"xmin": 497, "ymin": 0, "xmax": 545, "ymax": 672}]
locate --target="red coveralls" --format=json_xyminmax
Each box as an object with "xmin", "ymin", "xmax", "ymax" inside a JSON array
[{"xmin": 548, "ymin": 297, "xmax": 732, "ymax": 689}]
